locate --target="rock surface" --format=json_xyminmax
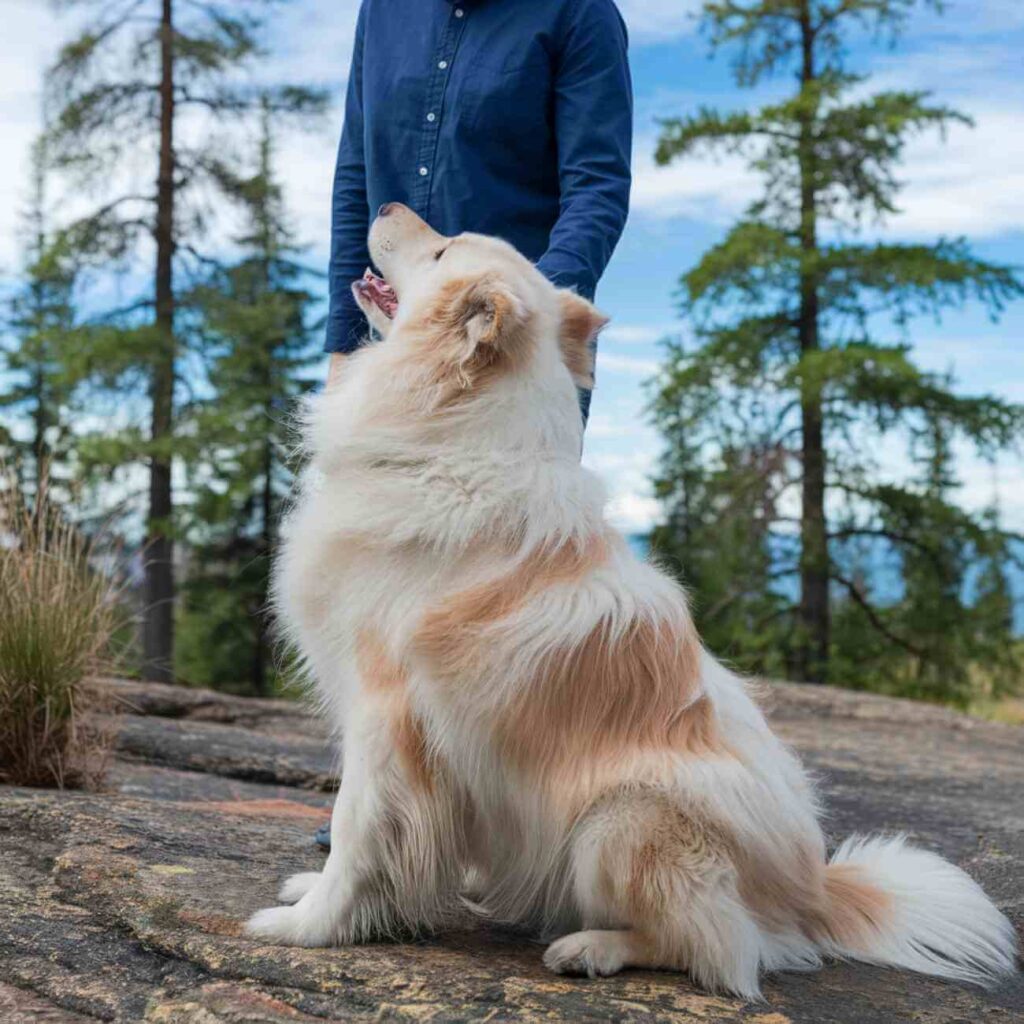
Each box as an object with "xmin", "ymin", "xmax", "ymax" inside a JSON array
[{"xmin": 1, "ymin": 678, "xmax": 1021, "ymax": 1023}]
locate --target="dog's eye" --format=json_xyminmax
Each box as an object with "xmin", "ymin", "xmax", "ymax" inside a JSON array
[{"xmin": 433, "ymin": 247, "xmax": 448, "ymax": 262}]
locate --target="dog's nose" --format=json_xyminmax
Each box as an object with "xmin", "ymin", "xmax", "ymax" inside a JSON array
[{"xmin": 378, "ymin": 203, "xmax": 396, "ymax": 218}]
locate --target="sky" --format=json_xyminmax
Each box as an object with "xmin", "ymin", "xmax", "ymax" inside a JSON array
[{"xmin": 1, "ymin": 0, "xmax": 1022, "ymax": 534}]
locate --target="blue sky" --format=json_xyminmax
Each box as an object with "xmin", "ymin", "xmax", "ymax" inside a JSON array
[
  {"xmin": 1, "ymin": 0, "xmax": 1022, "ymax": 532},
  {"xmin": 589, "ymin": 0, "xmax": 1024, "ymax": 531}
]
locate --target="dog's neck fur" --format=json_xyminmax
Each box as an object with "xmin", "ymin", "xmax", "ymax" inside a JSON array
[{"xmin": 300, "ymin": 326, "xmax": 602, "ymax": 559}]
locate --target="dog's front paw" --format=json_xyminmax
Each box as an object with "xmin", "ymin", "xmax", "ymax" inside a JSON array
[
  {"xmin": 246, "ymin": 903, "xmax": 334, "ymax": 947},
  {"xmin": 278, "ymin": 871, "xmax": 321, "ymax": 904}
]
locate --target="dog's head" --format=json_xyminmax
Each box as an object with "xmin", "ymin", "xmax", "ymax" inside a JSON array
[{"xmin": 359, "ymin": 204, "xmax": 607, "ymax": 404}]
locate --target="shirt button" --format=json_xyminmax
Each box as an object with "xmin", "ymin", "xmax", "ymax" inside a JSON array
[
  {"xmin": 419, "ymin": 166, "xmax": 429, "ymax": 176},
  {"xmin": 438, "ymin": 60, "xmax": 448, "ymax": 70},
  {"xmin": 455, "ymin": 7, "xmax": 464, "ymax": 16},
  {"xmin": 426, "ymin": 112, "xmax": 436, "ymax": 122}
]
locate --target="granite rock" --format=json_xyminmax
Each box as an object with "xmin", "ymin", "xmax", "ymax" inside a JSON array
[{"xmin": 1, "ymin": 678, "xmax": 1021, "ymax": 1022}]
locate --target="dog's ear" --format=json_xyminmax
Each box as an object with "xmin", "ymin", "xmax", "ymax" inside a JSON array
[
  {"xmin": 457, "ymin": 275, "xmax": 529, "ymax": 351},
  {"xmin": 559, "ymin": 292, "xmax": 608, "ymax": 389},
  {"xmin": 435, "ymin": 275, "xmax": 532, "ymax": 389}
]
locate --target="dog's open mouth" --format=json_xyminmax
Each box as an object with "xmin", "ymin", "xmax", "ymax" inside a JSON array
[{"xmin": 354, "ymin": 268, "xmax": 398, "ymax": 319}]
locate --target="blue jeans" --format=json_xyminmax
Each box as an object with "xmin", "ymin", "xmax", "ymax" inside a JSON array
[{"xmin": 578, "ymin": 387, "xmax": 593, "ymax": 429}]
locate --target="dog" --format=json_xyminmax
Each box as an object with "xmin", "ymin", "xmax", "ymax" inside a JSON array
[{"xmin": 246, "ymin": 203, "xmax": 1017, "ymax": 997}]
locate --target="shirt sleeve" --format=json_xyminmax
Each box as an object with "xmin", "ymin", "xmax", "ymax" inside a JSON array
[
  {"xmin": 535, "ymin": 0, "xmax": 633, "ymax": 301},
  {"xmin": 324, "ymin": 2, "xmax": 371, "ymax": 354}
]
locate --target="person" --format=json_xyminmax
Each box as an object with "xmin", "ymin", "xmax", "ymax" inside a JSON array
[{"xmin": 316, "ymin": 0, "xmax": 633, "ymax": 849}]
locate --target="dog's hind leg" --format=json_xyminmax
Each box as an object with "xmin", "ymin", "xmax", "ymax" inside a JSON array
[{"xmin": 544, "ymin": 789, "xmax": 764, "ymax": 998}]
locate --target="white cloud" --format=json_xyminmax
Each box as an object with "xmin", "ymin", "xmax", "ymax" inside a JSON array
[
  {"xmin": 265, "ymin": 0, "xmax": 360, "ymax": 89},
  {"xmin": 597, "ymin": 351, "xmax": 661, "ymax": 377},
  {"xmin": 885, "ymin": 108, "xmax": 1024, "ymax": 239},
  {"xmin": 910, "ymin": 335, "xmax": 1024, "ymax": 399},
  {"xmin": 632, "ymin": 102, "xmax": 1024, "ymax": 241},
  {"xmin": 607, "ymin": 490, "xmax": 662, "ymax": 534},
  {"xmin": 584, "ymin": 448, "xmax": 662, "ymax": 534},
  {"xmin": 601, "ymin": 322, "xmax": 678, "ymax": 345},
  {"xmin": 630, "ymin": 138, "xmax": 757, "ymax": 223},
  {"xmin": 616, "ymin": 1, "xmax": 703, "ymax": 45},
  {"xmin": 0, "ymin": 3, "xmax": 59, "ymax": 271},
  {"xmin": 908, "ymin": 0, "xmax": 1024, "ymax": 36},
  {"xmin": 586, "ymin": 411, "xmax": 652, "ymax": 441},
  {"xmin": 868, "ymin": 431, "xmax": 1024, "ymax": 530},
  {"xmin": 0, "ymin": 1, "xmax": 354, "ymax": 272},
  {"xmin": 954, "ymin": 451, "xmax": 1024, "ymax": 528}
]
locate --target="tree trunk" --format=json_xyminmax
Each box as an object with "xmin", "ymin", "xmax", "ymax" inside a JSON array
[
  {"xmin": 795, "ymin": 2, "xmax": 830, "ymax": 682},
  {"xmin": 252, "ymin": 428, "xmax": 274, "ymax": 696},
  {"xmin": 29, "ymin": 169, "xmax": 49, "ymax": 495},
  {"xmin": 251, "ymin": 117, "xmax": 274, "ymax": 697},
  {"xmin": 31, "ymin": 365, "xmax": 46, "ymax": 492},
  {"xmin": 143, "ymin": 0, "xmax": 176, "ymax": 683}
]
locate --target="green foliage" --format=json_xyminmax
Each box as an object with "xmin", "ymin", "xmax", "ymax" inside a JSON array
[
  {"xmin": 829, "ymin": 420, "xmax": 1022, "ymax": 706},
  {"xmin": 44, "ymin": 0, "xmax": 327, "ymax": 466},
  {"xmin": 175, "ymin": 105, "xmax": 319, "ymax": 695},
  {"xmin": 42, "ymin": 0, "xmax": 327, "ymax": 681},
  {"xmin": 651, "ymin": 435, "xmax": 793, "ymax": 677},
  {"xmin": 0, "ymin": 140, "xmax": 81, "ymax": 499},
  {"xmin": 699, "ymin": 2, "xmax": 946, "ymax": 87},
  {"xmin": 650, "ymin": 0, "xmax": 1023, "ymax": 699}
]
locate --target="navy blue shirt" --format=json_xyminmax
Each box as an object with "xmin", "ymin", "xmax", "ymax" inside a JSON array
[{"xmin": 325, "ymin": 0, "xmax": 633, "ymax": 353}]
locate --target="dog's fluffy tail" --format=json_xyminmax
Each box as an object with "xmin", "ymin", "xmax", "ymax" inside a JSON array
[{"xmin": 817, "ymin": 834, "xmax": 1018, "ymax": 986}]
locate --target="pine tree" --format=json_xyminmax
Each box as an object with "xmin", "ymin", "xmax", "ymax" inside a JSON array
[
  {"xmin": 1, "ymin": 138, "xmax": 79, "ymax": 500},
  {"xmin": 650, "ymin": 351, "xmax": 793, "ymax": 675},
  {"xmin": 651, "ymin": 0, "xmax": 1023, "ymax": 686},
  {"xmin": 969, "ymin": 519, "xmax": 1021, "ymax": 701},
  {"xmin": 44, "ymin": 0, "xmax": 325, "ymax": 681},
  {"xmin": 176, "ymin": 102, "xmax": 320, "ymax": 694}
]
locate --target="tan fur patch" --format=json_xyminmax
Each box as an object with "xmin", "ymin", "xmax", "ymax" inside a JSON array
[
  {"xmin": 356, "ymin": 627, "xmax": 407, "ymax": 694},
  {"xmin": 731, "ymin": 838, "xmax": 829, "ymax": 935},
  {"xmin": 497, "ymin": 615, "xmax": 710, "ymax": 776},
  {"xmin": 624, "ymin": 809, "xmax": 729, "ymax": 918},
  {"xmin": 820, "ymin": 861, "xmax": 891, "ymax": 947},
  {"xmin": 404, "ymin": 275, "xmax": 535, "ymax": 405},
  {"xmin": 393, "ymin": 699, "xmax": 435, "ymax": 794},
  {"xmin": 587, "ymin": 788, "xmax": 844, "ymax": 945},
  {"xmin": 415, "ymin": 534, "xmax": 610, "ymax": 679},
  {"xmin": 356, "ymin": 627, "xmax": 435, "ymax": 793},
  {"xmin": 584, "ymin": 790, "xmax": 734, "ymax": 928},
  {"xmin": 414, "ymin": 535, "xmax": 710, "ymax": 782},
  {"xmin": 726, "ymin": 835, "xmax": 892, "ymax": 946},
  {"xmin": 559, "ymin": 292, "xmax": 607, "ymax": 389},
  {"xmin": 629, "ymin": 839, "xmax": 671, "ymax": 914}
]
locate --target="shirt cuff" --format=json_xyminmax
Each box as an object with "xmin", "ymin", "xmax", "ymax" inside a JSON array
[{"xmin": 535, "ymin": 257, "xmax": 596, "ymax": 301}]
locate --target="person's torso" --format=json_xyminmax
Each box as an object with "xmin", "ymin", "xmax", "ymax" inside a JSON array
[{"xmin": 359, "ymin": 0, "xmax": 572, "ymax": 260}]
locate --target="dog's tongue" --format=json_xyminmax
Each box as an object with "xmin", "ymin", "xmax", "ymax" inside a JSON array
[{"xmin": 355, "ymin": 268, "xmax": 398, "ymax": 319}]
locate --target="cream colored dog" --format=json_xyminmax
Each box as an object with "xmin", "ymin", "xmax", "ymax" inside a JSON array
[{"xmin": 246, "ymin": 204, "xmax": 1017, "ymax": 996}]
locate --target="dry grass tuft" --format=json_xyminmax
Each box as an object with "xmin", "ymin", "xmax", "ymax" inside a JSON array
[
  {"xmin": 971, "ymin": 697, "xmax": 1024, "ymax": 727},
  {"xmin": 0, "ymin": 474, "xmax": 119, "ymax": 789}
]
